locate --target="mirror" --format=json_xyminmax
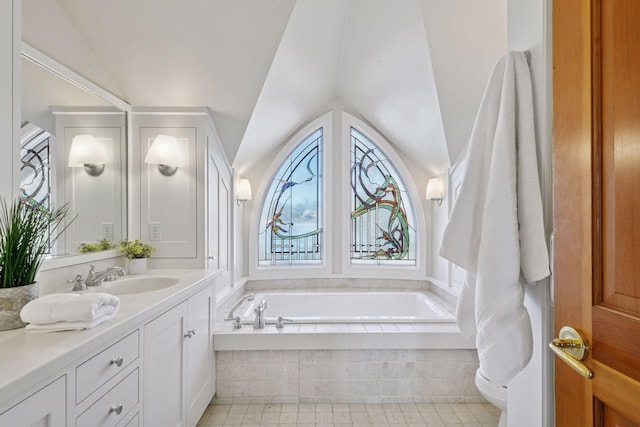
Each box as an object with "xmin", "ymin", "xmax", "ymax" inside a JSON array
[{"xmin": 20, "ymin": 43, "xmax": 130, "ymax": 261}]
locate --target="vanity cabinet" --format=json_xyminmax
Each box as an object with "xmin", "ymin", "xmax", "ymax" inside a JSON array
[
  {"xmin": 143, "ymin": 286, "xmax": 214, "ymax": 427},
  {"xmin": 0, "ymin": 273, "xmax": 216, "ymax": 427},
  {"xmin": 0, "ymin": 376, "xmax": 66, "ymax": 426}
]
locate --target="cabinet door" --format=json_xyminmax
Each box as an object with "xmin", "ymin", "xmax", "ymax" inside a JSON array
[
  {"xmin": 186, "ymin": 287, "xmax": 214, "ymax": 427},
  {"xmin": 143, "ymin": 302, "xmax": 187, "ymax": 427},
  {"xmin": 0, "ymin": 376, "xmax": 65, "ymax": 427}
]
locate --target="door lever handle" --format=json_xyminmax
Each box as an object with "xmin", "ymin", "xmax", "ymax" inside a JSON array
[{"xmin": 549, "ymin": 326, "xmax": 594, "ymax": 379}]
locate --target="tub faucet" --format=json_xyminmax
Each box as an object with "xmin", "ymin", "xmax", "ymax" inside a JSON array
[
  {"xmin": 84, "ymin": 264, "xmax": 126, "ymax": 287},
  {"xmin": 253, "ymin": 299, "xmax": 268, "ymax": 329},
  {"xmin": 224, "ymin": 293, "xmax": 255, "ymax": 329}
]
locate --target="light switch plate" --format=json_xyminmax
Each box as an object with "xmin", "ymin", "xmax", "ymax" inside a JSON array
[
  {"xmin": 150, "ymin": 222, "xmax": 161, "ymax": 241},
  {"xmin": 101, "ymin": 223, "xmax": 113, "ymax": 241}
]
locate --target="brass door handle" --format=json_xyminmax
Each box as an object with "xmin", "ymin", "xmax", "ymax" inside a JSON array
[{"xmin": 549, "ymin": 326, "xmax": 594, "ymax": 379}]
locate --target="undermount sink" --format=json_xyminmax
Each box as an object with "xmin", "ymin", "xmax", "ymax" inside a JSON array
[{"xmin": 85, "ymin": 276, "xmax": 180, "ymax": 295}]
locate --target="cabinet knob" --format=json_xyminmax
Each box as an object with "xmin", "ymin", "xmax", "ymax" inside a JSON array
[
  {"xmin": 109, "ymin": 357, "xmax": 124, "ymax": 367},
  {"xmin": 110, "ymin": 404, "xmax": 124, "ymax": 415},
  {"xmin": 183, "ymin": 329, "xmax": 196, "ymax": 339}
]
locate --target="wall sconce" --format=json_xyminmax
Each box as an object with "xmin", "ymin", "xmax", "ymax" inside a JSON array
[
  {"xmin": 426, "ymin": 177, "xmax": 444, "ymax": 205},
  {"xmin": 68, "ymin": 134, "xmax": 107, "ymax": 176},
  {"xmin": 144, "ymin": 134, "xmax": 184, "ymax": 176},
  {"xmin": 236, "ymin": 178, "xmax": 252, "ymax": 206}
]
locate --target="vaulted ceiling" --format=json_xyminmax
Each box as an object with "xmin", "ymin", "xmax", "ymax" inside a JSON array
[{"xmin": 22, "ymin": 0, "xmax": 506, "ymax": 176}]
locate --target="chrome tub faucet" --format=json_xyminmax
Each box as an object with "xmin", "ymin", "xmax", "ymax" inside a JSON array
[{"xmin": 253, "ymin": 299, "xmax": 267, "ymax": 329}]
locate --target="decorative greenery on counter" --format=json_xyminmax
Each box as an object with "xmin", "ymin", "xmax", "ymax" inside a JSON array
[
  {"xmin": 78, "ymin": 239, "xmax": 117, "ymax": 254},
  {"xmin": 119, "ymin": 239, "xmax": 155, "ymax": 259},
  {"xmin": 0, "ymin": 198, "xmax": 72, "ymax": 288}
]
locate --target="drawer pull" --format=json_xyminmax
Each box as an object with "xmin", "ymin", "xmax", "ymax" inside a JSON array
[
  {"xmin": 183, "ymin": 329, "xmax": 196, "ymax": 339},
  {"xmin": 110, "ymin": 404, "xmax": 124, "ymax": 415},
  {"xmin": 109, "ymin": 357, "xmax": 124, "ymax": 367}
]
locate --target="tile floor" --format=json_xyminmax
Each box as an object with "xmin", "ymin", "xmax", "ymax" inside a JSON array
[{"xmin": 196, "ymin": 402, "xmax": 500, "ymax": 426}]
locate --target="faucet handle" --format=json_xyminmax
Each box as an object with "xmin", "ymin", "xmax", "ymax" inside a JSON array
[
  {"xmin": 224, "ymin": 316, "xmax": 242, "ymax": 329},
  {"xmin": 276, "ymin": 316, "xmax": 292, "ymax": 329},
  {"xmin": 68, "ymin": 274, "xmax": 86, "ymax": 291}
]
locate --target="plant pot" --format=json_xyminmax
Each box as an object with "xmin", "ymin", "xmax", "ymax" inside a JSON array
[
  {"xmin": 0, "ymin": 282, "xmax": 39, "ymax": 330},
  {"xmin": 127, "ymin": 258, "xmax": 148, "ymax": 275}
]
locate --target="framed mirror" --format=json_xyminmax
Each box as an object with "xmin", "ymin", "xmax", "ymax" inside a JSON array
[{"xmin": 20, "ymin": 43, "xmax": 130, "ymax": 266}]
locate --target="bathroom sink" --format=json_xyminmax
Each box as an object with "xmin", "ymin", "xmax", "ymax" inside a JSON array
[{"xmin": 85, "ymin": 276, "xmax": 180, "ymax": 295}]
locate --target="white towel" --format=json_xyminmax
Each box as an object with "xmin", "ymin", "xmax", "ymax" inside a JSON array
[
  {"xmin": 439, "ymin": 51, "xmax": 550, "ymax": 387},
  {"xmin": 20, "ymin": 292, "xmax": 120, "ymax": 325},
  {"xmin": 24, "ymin": 314, "xmax": 115, "ymax": 332}
]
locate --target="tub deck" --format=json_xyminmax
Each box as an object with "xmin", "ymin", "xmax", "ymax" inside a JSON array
[{"xmin": 215, "ymin": 287, "xmax": 473, "ymax": 351}]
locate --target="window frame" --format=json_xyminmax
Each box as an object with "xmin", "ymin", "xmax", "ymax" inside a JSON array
[
  {"xmin": 340, "ymin": 112, "xmax": 426, "ymax": 278},
  {"xmin": 249, "ymin": 112, "xmax": 333, "ymax": 279}
]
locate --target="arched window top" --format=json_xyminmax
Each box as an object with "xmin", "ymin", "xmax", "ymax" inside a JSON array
[
  {"xmin": 349, "ymin": 126, "xmax": 417, "ymax": 265},
  {"xmin": 257, "ymin": 127, "xmax": 323, "ymax": 266},
  {"xmin": 252, "ymin": 110, "xmax": 424, "ymax": 277}
]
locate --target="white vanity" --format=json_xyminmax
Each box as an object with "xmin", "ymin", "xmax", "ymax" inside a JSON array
[{"xmin": 0, "ymin": 269, "xmax": 219, "ymax": 427}]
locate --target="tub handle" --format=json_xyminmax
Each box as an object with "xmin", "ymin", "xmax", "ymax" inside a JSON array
[
  {"xmin": 276, "ymin": 316, "xmax": 293, "ymax": 329},
  {"xmin": 224, "ymin": 316, "xmax": 242, "ymax": 329}
]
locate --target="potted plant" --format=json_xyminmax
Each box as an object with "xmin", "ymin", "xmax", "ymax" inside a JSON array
[
  {"xmin": 119, "ymin": 239, "xmax": 155, "ymax": 275},
  {"xmin": 78, "ymin": 239, "xmax": 116, "ymax": 254},
  {"xmin": 0, "ymin": 198, "xmax": 71, "ymax": 330}
]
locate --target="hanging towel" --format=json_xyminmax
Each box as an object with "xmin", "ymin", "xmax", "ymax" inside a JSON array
[
  {"xmin": 439, "ymin": 51, "xmax": 550, "ymax": 387},
  {"xmin": 20, "ymin": 292, "xmax": 120, "ymax": 326}
]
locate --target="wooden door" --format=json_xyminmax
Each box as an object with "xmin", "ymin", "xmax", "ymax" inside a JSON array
[{"xmin": 553, "ymin": 0, "xmax": 640, "ymax": 425}]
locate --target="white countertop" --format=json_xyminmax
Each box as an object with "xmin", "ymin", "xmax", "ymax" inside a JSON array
[{"xmin": 0, "ymin": 268, "xmax": 220, "ymax": 406}]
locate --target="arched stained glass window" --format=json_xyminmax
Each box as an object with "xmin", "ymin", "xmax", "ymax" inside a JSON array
[
  {"xmin": 258, "ymin": 128, "xmax": 323, "ymax": 265},
  {"xmin": 350, "ymin": 127, "xmax": 416, "ymax": 264}
]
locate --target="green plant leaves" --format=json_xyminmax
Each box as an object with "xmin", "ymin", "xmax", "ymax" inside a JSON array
[{"xmin": 0, "ymin": 199, "xmax": 72, "ymax": 288}]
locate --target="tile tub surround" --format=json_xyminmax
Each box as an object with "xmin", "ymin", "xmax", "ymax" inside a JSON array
[{"xmin": 215, "ymin": 349, "xmax": 483, "ymax": 404}]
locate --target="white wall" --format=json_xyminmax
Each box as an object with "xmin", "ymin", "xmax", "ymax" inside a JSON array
[{"xmin": 506, "ymin": 0, "xmax": 553, "ymax": 426}]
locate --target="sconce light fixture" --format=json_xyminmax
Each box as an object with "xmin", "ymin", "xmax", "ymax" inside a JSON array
[
  {"xmin": 68, "ymin": 134, "xmax": 107, "ymax": 176},
  {"xmin": 145, "ymin": 134, "xmax": 184, "ymax": 176},
  {"xmin": 236, "ymin": 178, "xmax": 252, "ymax": 206},
  {"xmin": 426, "ymin": 177, "xmax": 444, "ymax": 205}
]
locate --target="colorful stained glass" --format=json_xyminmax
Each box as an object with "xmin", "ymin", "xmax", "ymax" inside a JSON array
[
  {"xmin": 258, "ymin": 128, "xmax": 323, "ymax": 265},
  {"xmin": 350, "ymin": 127, "xmax": 416, "ymax": 264}
]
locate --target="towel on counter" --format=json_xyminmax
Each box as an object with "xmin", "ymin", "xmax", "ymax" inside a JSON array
[
  {"xmin": 20, "ymin": 292, "xmax": 120, "ymax": 328},
  {"xmin": 24, "ymin": 315, "xmax": 115, "ymax": 332},
  {"xmin": 439, "ymin": 51, "xmax": 550, "ymax": 387}
]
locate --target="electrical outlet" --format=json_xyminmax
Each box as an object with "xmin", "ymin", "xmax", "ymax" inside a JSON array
[
  {"xmin": 150, "ymin": 222, "xmax": 161, "ymax": 241},
  {"xmin": 101, "ymin": 223, "xmax": 113, "ymax": 241}
]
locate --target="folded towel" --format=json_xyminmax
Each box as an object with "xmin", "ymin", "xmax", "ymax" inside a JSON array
[
  {"xmin": 20, "ymin": 293, "xmax": 120, "ymax": 325},
  {"xmin": 24, "ymin": 314, "xmax": 115, "ymax": 332}
]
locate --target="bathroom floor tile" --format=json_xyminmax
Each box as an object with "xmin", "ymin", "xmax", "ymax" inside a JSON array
[{"xmin": 198, "ymin": 402, "xmax": 499, "ymax": 426}]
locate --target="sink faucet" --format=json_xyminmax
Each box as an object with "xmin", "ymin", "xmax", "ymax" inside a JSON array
[
  {"xmin": 253, "ymin": 299, "xmax": 267, "ymax": 329},
  {"xmin": 85, "ymin": 264, "xmax": 126, "ymax": 287}
]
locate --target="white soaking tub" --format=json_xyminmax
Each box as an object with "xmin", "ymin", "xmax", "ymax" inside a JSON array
[{"xmin": 238, "ymin": 291, "xmax": 455, "ymax": 324}]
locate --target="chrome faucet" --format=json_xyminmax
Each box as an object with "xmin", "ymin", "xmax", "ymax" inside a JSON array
[
  {"xmin": 253, "ymin": 299, "xmax": 267, "ymax": 329},
  {"xmin": 84, "ymin": 264, "xmax": 126, "ymax": 287},
  {"xmin": 224, "ymin": 293, "xmax": 255, "ymax": 329}
]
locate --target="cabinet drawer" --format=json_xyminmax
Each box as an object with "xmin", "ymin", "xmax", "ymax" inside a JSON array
[
  {"xmin": 76, "ymin": 368, "xmax": 139, "ymax": 427},
  {"xmin": 76, "ymin": 330, "xmax": 139, "ymax": 404}
]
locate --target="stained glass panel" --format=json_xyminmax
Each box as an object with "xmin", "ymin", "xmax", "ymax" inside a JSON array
[
  {"xmin": 258, "ymin": 128, "xmax": 322, "ymax": 265},
  {"xmin": 350, "ymin": 127, "xmax": 416, "ymax": 264}
]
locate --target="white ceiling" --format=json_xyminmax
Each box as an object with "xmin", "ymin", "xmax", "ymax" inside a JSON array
[{"xmin": 22, "ymin": 0, "xmax": 506, "ymax": 176}]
